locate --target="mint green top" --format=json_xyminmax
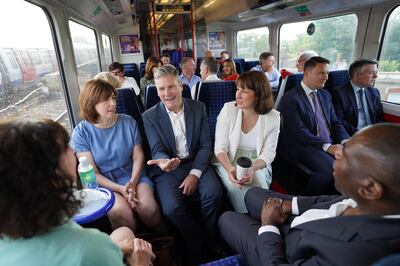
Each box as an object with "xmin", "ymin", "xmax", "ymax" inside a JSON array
[{"xmin": 0, "ymin": 221, "xmax": 123, "ymax": 266}]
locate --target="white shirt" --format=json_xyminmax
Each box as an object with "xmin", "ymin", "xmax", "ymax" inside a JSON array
[
  {"xmin": 164, "ymin": 105, "xmax": 202, "ymax": 178},
  {"xmin": 191, "ymin": 74, "xmax": 221, "ymax": 99},
  {"xmin": 239, "ymin": 119, "xmax": 259, "ymax": 150},
  {"xmin": 258, "ymin": 198, "xmax": 358, "ymax": 236},
  {"xmin": 121, "ymin": 77, "xmax": 140, "ymax": 96}
]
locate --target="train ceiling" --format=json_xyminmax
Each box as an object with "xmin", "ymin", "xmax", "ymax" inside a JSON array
[{"xmin": 54, "ymin": 0, "xmax": 395, "ymax": 34}]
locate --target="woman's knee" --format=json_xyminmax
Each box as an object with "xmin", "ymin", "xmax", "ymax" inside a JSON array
[{"xmin": 108, "ymin": 194, "xmax": 135, "ymax": 224}]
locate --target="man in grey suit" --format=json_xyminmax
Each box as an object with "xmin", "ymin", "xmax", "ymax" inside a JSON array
[
  {"xmin": 219, "ymin": 123, "xmax": 400, "ymax": 266},
  {"xmin": 143, "ymin": 65, "xmax": 223, "ymax": 265}
]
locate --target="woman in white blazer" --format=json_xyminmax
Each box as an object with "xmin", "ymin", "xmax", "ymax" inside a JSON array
[{"xmin": 214, "ymin": 71, "xmax": 280, "ymax": 213}]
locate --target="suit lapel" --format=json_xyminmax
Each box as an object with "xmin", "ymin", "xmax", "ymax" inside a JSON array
[
  {"xmin": 183, "ymin": 99, "xmax": 193, "ymax": 152},
  {"xmin": 298, "ymin": 86, "xmax": 317, "ymax": 133},
  {"xmin": 158, "ymin": 103, "xmax": 177, "ymax": 155},
  {"xmin": 298, "ymin": 86, "xmax": 315, "ymax": 118},
  {"xmin": 345, "ymin": 83, "xmax": 358, "ymax": 120},
  {"xmin": 364, "ymin": 88, "xmax": 374, "ymax": 122},
  {"xmin": 296, "ymin": 215, "xmax": 400, "ymax": 242}
]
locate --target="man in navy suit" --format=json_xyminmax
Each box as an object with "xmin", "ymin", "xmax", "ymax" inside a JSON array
[
  {"xmin": 143, "ymin": 65, "xmax": 223, "ymax": 265},
  {"xmin": 279, "ymin": 56, "xmax": 349, "ymax": 195},
  {"xmin": 331, "ymin": 59, "xmax": 384, "ymax": 135},
  {"xmin": 219, "ymin": 124, "xmax": 400, "ymax": 266}
]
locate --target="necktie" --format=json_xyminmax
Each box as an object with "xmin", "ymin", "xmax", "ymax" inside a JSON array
[
  {"xmin": 311, "ymin": 91, "xmax": 331, "ymax": 143},
  {"xmin": 359, "ymin": 89, "xmax": 372, "ymax": 125}
]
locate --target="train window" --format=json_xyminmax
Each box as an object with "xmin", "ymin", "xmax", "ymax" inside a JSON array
[
  {"xmin": 69, "ymin": 20, "xmax": 100, "ymax": 88},
  {"xmin": 0, "ymin": 0, "xmax": 71, "ymax": 132},
  {"xmin": 236, "ymin": 27, "xmax": 269, "ymax": 60},
  {"xmin": 279, "ymin": 14, "xmax": 357, "ymax": 72},
  {"xmin": 102, "ymin": 34, "xmax": 113, "ymax": 70},
  {"xmin": 376, "ymin": 6, "xmax": 400, "ymax": 104}
]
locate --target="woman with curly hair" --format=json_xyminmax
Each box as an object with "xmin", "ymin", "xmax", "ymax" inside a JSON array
[
  {"xmin": 140, "ymin": 56, "xmax": 162, "ymax": 103},
  {"xmin": 0, "ymin": 119, "xmax": 155, "ymax": 265}
]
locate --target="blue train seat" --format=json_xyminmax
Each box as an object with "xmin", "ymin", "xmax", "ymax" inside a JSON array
[
  {"xmin": 144, "ymin": 84, "xmax": 191, "ymax": 110},
  {"xmin": 275, "ymin": 73, "xmax": 303, "ymax": 109},
  {"xmin": 197, "ymin": 81, "xmax": 236, "ymax": 142},
  {"xmin": 123, "ymin": 63, "xmax": 140, "ymax": 85},
  {"xmin": 324, "ymin": 70, "xmax": 350, "ymax": 94},
  {"xmin": 232, "ymin": 58, "xmax": 245, "ymax": 74},
  {"xmin": 244, "ymin": 60, "xmax": 258, "ymax": 72},
  {"xmin": 116, "ymin": 88, "xmax": 150, "ymax": 159},
  {"xmin": 200, "ymin": 254, "xmax": 246, "ymax": 266}
]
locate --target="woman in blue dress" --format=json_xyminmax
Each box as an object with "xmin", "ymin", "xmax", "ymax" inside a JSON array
[{"xmin": 72, "ymin": 79, "xmax": 165, "ymax": 233}]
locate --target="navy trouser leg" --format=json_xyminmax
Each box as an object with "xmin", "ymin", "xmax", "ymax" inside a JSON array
[
  {"xmin": 219, "ymin": 211, "xmax": 261, "ymax": 266},
  {"xmin": 154, "ymin": 172, "xmax": 204, "ymax": 264},
  {"xmin": 299, "ymin": 147, "xmax": 335, "ymax": 195}
]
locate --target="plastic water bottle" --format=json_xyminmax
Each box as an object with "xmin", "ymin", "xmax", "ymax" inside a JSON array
[{"xmin": 78, "ymin": 156, "xmax": 98, "ymax": 189}]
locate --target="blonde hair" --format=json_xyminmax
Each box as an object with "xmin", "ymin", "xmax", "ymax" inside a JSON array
[{"xmin": 95, "ymin": 72, "xmax": 122, "ymax": 89}]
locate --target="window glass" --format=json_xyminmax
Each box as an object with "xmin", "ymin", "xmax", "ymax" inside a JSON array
[
  {"xmin": 280, "ymin": 14, "xmax": 357, "ymax": 72},
  {"xmin": 69, "ymin": 20, "xmax": 100, "ymax": 88},
  {"xmin": 236, "ymin": 27, "xmax": 269, "ymax": 60},
  {"xmin": 102, "ymin": 34, "xmax": 112, "ymax": 70},
  {"xmin": 376, "ymin": 6, "xmax": 400, "ymax": 104},
  {"xmin": 0, "ymin": 0, "xmax": 71, "ymax": 132}
]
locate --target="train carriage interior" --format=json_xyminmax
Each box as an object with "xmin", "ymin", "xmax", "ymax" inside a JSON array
[{"xmin": 1, "ymin": 0, "xmax": 400, "ymax": 265}]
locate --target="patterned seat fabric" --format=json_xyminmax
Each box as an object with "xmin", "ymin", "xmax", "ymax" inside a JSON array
[
  {"xmin": 123, "ymin": 63, "xmax": 140, "ymax": 85},
  {"xmin": 116, "ymin": 88, "xmax": 150, "ymax": 159},
  {"xmin": 324, "ymin": 70, "xmax": 350, "ymax": 94},
  {"xmin": 197, "ymin": 81, "xmax": 237, "ymax": 143}
]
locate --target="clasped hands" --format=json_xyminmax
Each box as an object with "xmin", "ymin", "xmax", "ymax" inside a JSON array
[
  {"xmin": 122, "ymin": 181, "xmax": 139, "ymax": 209},
  {"xmin": 261, "ymin": 198, "xmax": 292, "ymax": 226},
  {"xmin": 119, "ymin": 238, "xmax": 155, "ymax": 266},
  {"xmin": 228, "ymin": 166, "xmax": 254, "ymax": 189}
]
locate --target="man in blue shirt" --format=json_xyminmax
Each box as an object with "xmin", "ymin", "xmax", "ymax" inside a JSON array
[
  {"xmin": 251, "ymin": 52, "xmax": 280, "ymax": 90},
  {"xmin": 179, "ymin": 57, "xmax": 201, "ymax": 90}
]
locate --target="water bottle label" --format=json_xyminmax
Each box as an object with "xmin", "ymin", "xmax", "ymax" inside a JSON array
[{"xmin": 79, "ymin": 170, "xmax": 98, "ymax": 190}]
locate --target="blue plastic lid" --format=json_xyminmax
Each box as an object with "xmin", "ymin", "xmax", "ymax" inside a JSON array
[{"xmin": 72, "ymin": 188, "xmax": 115, "ymax": 225}]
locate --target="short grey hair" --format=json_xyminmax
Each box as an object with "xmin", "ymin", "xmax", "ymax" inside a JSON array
[
  {"xmin": 154, "ymin": 64, "xmax": 180, "ymax": 81},
  {"xmin": 201, "ymin": 57, "xmax": 219, "ymax": 74},
  {"xmin": 299, "ymin": 50, "xmax": 318, "ymax": 61}
]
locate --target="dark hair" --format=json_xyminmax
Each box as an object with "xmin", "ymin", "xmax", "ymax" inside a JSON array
[
  {"xmin": 109, "ymin": 62, "xmax": 124, "ymax": 72},
  {"xmin": 303, "ymin": 56, "xmax": 330, "ymax": 72},
  {"xmin": 161, "ymin": 53, "xmax": 170, "ymax": 59},
  {"xmin": 0, "ymin": 119, "xmax": 80, "ymax": 239},
  {"xmin": 201, "ymin": 57, "xmax": 219, "ymax": 74},
  {"xmin": 259, "ymin": 52, "xmax": 274, "ymax": 62},
  {"xmin": 220, "ymin": 59, "xmax": 237, "ymax": 79},
  {"xmin": 348, "ymin": 58, "xmax": 378, "ymax": 79},
  {"xmin": 220, "ymin": 51, "xmax": 230, "ymax": 57},
  {"xmin": 79, "ymin": 79, "xmax": 117, "ymax": 123},
  {"xmin": 145, "ymin": 56, "xmax": 162, "ymax": 80},
  {"xmin": 236, "ymin": 71, "xmax": 274, "ymax": 114}
]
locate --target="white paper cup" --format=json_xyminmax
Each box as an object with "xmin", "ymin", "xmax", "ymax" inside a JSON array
[{"xmin": 236, "ymin": 157, "xmax": 252, "ymax": 180}]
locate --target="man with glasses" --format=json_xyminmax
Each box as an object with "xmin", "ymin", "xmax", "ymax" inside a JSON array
[{"xmin": 109, "ymin": 62, "xmax": 140, "ymax": 95}]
